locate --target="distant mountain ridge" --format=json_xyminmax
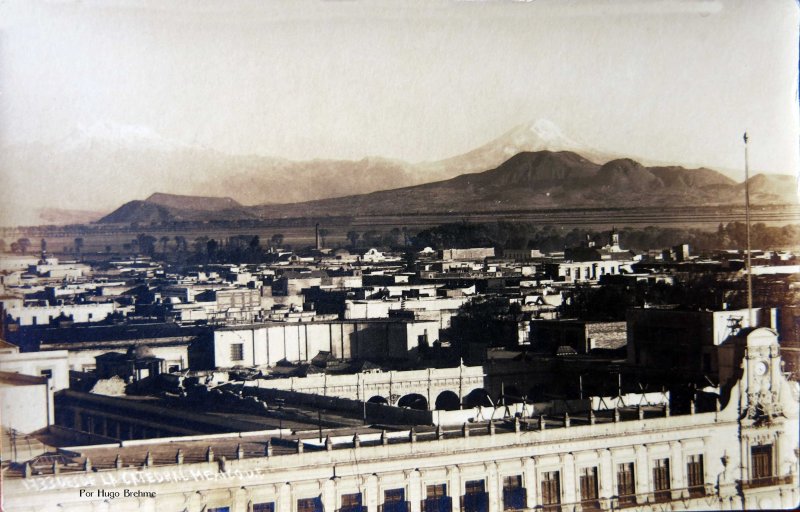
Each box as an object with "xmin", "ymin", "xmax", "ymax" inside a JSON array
[
  {"xmin": 100, "ymin": 195, "xmax": 257, "ymax": 224},
  {"xmin": 9, "ymin": 117, "xmax": 798, "ymax": 227},
  {"xmin": 145, "ymin": 193, "xmax": 242, "ymax": 211},
  {"xmin": 100, "ymin": 150, "xmax": 797, "ymax": 223},
  {"xmin": 2, "ymin": 118, "xmax": 615, "ymax": 227},
  {"xmin": 250, "ymin": 151, "xmax": 753, "ymax": 217}
]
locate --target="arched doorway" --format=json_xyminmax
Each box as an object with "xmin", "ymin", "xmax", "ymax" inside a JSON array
[
  {"xmin": 463, "ymin": 388, "xmax": 493, "ymax": 409},
  {"xmin": 397, "ymin": 393, "xmax": 428, "ymax": 410},
  {"xmin": 435, "ymin": 390, "xmax": 461, "ymax": 411}
]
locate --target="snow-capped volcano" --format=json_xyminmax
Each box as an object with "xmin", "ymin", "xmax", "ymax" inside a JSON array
[
  {"xmin": 416, "ymin": 118, "xmax": 611, "ymax": 180},
  {"xmin": 498, "ymin": 119, "xmax": 587, "ymax": 156},
  {"xmin": 8, "ymin": 116, "xmax": 791, "ymax": 228}
]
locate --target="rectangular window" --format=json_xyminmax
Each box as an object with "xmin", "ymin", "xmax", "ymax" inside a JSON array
[
  {"xmin": 463, "ymin": 480, "xmax": 488, "ymax": 512},
  {"xmin": 751, "ymin": 445, "xmax": 773, "ymax": 481},
  {"xmin": 207, "ymin": 508, "xmax": 230, "ymax": 512},
  {"xmin": 540, "ymin": 471, "xmax": 561, "ymax": 509},
  {"xmin": 298, "ymin": 498, "xmax": 323, "ymax": 512},
  {"xmin": 253, "ymin": 504, "xmax": 274, "ymax": 512},
  {"xmin": 40, "ymin": 369, "xmax": 53, "ymax": 379},
  {"xmin": 503, "ymin": 476, "xmax": 522, "ymax": 491},
  {"xmin": 231, "ymin": 343, "xmax": 244, "ymax": 361},
  {"xmin": 687, "ymin": 455, "xmax": 705, "ymax": 497},
  {"xmin": 465, "ymin": 480, "xmax": 485, "ymax": 495},
  {"xmin": 580, "ymin": 467, "xmax": 599, "ymax": 508},
  {"xmin": 340, "ymin": 492, "xmax": 362, "ymax": 512},
  {"xmin": 427, "ymin": 484, "xmax": 447, "ymax": 499},
  {"xmin": 652, "ymin": 459, "xmax": 671, "ymax": 502},
  {"xmin": 502, "ymin": 475, "xmax": 526, "ymax": 511},
  {"xmin": 385, "ymin": 489, "xmax": 405, "ymax": 503},
  {"xmin": 617, "ymin": 462, "xmax": 636, "ymax": 506},
  {"xmin": 383, "ymin": 488, "xmax": 407, "ymax": 512},
  {"xmin": 423, "ymin": 484, "xmax": 450, "ymax": 512}
]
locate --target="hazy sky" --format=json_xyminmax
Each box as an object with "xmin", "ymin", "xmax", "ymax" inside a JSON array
[{"xmin": 0, "ymin": 0, "xmax": 798, "ymax": 220}]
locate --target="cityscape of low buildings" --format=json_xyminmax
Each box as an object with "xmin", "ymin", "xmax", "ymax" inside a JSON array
[
  {"xmin": 3, "ymin": 1, "xmax": 798, "ymax": 510},
  {"xmin": 1, "ymin": 232, "xmax": 798, "ymax": 512}
]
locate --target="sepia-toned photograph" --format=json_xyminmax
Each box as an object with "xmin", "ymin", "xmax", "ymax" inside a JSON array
[{"xmin": 0, "ymin": 1, "xmax": 798, "ymax": 511}]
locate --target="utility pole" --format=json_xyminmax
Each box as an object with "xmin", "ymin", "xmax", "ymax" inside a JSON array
[{"xmin": 743, "ymin": 132, "xmax": 754, "ymax": 327}]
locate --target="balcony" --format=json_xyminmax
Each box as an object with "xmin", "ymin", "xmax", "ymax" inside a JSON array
[
  {"xmin": 578, "ymin": 499, "xmax": 602, "ymax": 511},
  {"xmin": 502, "ymin": 488, "xmax": 527, "ymax": 510},
  {"xmin": 688, "ymin": 485, "xmax": 706, "ymax": 498},
  {"xmin": 738, "ymin": 474, "xmax": 794, "ymax": 489},
  {"xmin": 653, "ymin": 490, "xmax": 671, "ymax": 503},
  {"xmin": 461, "ymin": 492, "xmax": 489, "ymax": 512},
  {"xmin": 422, "ymin": 496, "xmax": 453, "ymax": 512},
  {"xmin": 615, "ymin": 494, "xmax": 637, "ymax": 508},
  {"xmin": 537, "ymin": 485, "xmax": 719, "ymax": 511},
  {"xmin": 379, "ymin": 502, "xmax": 410, "ymax": 512}
]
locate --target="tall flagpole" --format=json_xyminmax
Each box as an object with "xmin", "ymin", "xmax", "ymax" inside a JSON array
[{"xmin": 743, "ymin": 132, "xmax": 753, "ymax": 326}]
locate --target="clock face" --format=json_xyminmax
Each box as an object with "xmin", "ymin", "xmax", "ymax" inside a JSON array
[{"xmin": 754, "ymin": 361, "xmax": 768, "ymax": 376}]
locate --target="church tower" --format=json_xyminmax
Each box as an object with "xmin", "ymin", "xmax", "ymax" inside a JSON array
[{"xmin": 610, "ymin": 228, "xmax": 620, "ymax": 249}]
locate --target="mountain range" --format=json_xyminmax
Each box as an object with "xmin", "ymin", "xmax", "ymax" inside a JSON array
[
  {"xmin": 100, "ymin": 150, "xmax": 798, "ymax": 223},
  {"xmin": 3, "ymin": 118, "xmax": 797, "ymax": 226},
  {"xmin": 3, "ymin": 119, "xmax": 596, "ymax": 226}
]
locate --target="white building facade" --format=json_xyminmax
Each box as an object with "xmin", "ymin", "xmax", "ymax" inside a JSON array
[
  {"xmin": 2, "ymin": 328, "xmax": 798, "ymax": 512},
  {"xmin": 213, "ymin": 319, "xmax": 439, "ymax": 367}
]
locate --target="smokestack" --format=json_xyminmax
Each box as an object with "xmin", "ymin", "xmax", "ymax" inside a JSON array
[{"xmin": 315, "ymin": 223, "xmax": 321, "ymax": 250}]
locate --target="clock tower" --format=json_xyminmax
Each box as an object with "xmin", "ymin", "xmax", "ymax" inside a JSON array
[
  {"xmin": 733, "ymin": 327, "xmax": 799, "ymax": 505},
  {"xmin": 741, "ymin": 328, "xmax": 785, "ymax": 422}
]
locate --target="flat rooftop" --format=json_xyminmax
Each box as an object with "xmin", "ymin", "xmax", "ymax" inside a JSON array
[
  {"xmin": 0, "ymin": 371, "xmax": 47, "ymax": 386},
  {"xmin": 3, "ymin": 404, "xmax": 673, "ymax": 480}
]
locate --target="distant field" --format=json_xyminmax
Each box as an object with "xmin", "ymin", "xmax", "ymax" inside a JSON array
[
  {"xmin": 2, "ymin": 204, "xmax": 798, "ymax": 255},
  {"xmin": 350, "ymin": 204, "xmax": 800, "ymax": 230}
]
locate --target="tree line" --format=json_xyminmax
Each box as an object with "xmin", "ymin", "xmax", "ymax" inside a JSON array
[
  {"xmin": 410, "ymin": 221, "xmax": 800, "ymax": 253},
  {"xmin": 3, "ymin": 221, "xmax": 797, "ymax": 261}
]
